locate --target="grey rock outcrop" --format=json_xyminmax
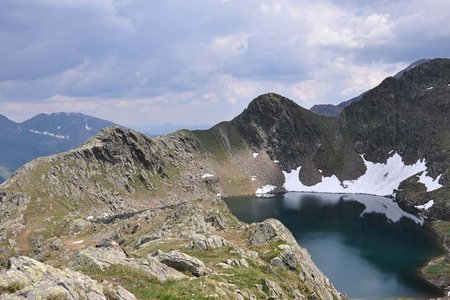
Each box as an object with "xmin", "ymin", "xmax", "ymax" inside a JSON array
[
  {"xmin": 248, "ymin": 218, "xmax": 298, "ymax": 246},
  {"xmin": 70, "ymin": 246, "xmax": 129, "ymax": 270},
  {"xmin": 270, "ymin": 245, "xmax": 299, "ymax": 270},
  {"xmin": 70, "ymin": 246, "xmax": 185, "ymax": 282},
  {"xmin": 264, "ymin": 279, "xmax": 287, "ymax": 299},
  {"xmin": 0, "ymin": 256, "xmax": 135, "ymax": 300},
  {"xmin": 249, "ymin": 219, "xmax": 341, "ymax": 300},
  {"xmin": 189, "ymin": 234, "xmax": 228, "ymax": 250},
  {"xmin": 152, "ymin": 250, "xmax": 211, "ymax": 277}
]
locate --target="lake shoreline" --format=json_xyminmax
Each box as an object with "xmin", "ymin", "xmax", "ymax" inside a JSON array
[{"xmin": 419, "ymin": 220, "xmax": 450, "ymax": 296}]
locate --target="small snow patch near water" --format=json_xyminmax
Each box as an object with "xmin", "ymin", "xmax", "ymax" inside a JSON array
[
  {"xmin": 202, "ymin": 173, "xmax": 214, "ymax": 179},
  {"xmin": 283, "ymin": 153, "xmax": 441, "ymax": 196},
  {"xmin": 256, "ymin": 185, "xmax": 277, "ymax": 196},
  {"xmin": 415, "ymin": 200, "xmax": 434, "ymax": 211}
]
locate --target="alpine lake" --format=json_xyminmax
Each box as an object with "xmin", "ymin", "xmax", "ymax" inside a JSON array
[{"xmin": 224, "ymin": 192, "xmax": 445, "ymax": 299}]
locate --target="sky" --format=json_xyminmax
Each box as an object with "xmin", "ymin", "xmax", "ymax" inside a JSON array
[{"xmin": 1, "ymin": 0, "xmax": 450, "ymax": 128}]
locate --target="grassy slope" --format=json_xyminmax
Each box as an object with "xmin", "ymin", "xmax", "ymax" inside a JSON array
[{"xmin": 422, "ymin": 221, "xmax": 450, "ymax": 288}]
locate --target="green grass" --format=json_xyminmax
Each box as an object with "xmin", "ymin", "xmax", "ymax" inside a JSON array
[
  {"xmin": 421, "ymin": 221, "xmax": 450, "ymax": 286},
  {"xmin": 422, "ymin": 257, "xmax": 450, "ymax": 280},
  {"xmin": 78, "ymin": 264, "xmax": 221, "ymax": 300}
]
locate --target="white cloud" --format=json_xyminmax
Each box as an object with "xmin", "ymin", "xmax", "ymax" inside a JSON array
[{"xmin": 0, "ymin": 0, "xmax": 449, "ymax": 126}]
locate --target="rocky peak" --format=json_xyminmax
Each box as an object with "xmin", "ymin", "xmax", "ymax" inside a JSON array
[
  {"xmin": 239, "ymin": 93, "xmax": 302, "ymax": 115},
  {"xmin": 232, "ymin": 93, "xmax": 331, "ymax": 171}
]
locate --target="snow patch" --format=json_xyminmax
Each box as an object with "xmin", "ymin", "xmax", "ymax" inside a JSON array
[
  {"xmin": 253, "ymin": 153, "xmax": 259, "ymax": 158},
  {"xmin": 85, "ymin": 123, "xmax": 92, "ymax": 131},
  {"xmin": 283, "ymin": 153, "xmax": 440, "ymax": 196},
  {"xmin": 418, "ymin": 172, "xmax": 442, "ymax": 192},
  {"xmin": 216, "ymin": 193, "xmax": 222, "ymax": 197},
  {"xmin": 273, "ymin": 160, "xmax": 279, "ymax": 163},
  {"xmin": 201, "ymin": 173, "xmax": 214, "ymax": 179},
  {"xmin": 426, "ymin": 86, "xmax": 434, "ymax": 90},
  {"xmin": 72, "ymin": 240, "xmax": 84, "ymax": 244},
  {"xmin": 415, "ymin": 199, "xmax": 434, "ymax": 211},
  {"xmin": 256, "ymin": 185, "xmax": 277, "ymax": 196},
  {"xmin": 57, "ymin": 126, "xmax": 61, "ymax": 129},
  {"xmin": 251, "ymin": 175, "xmax": 257, "ymax": 181},
  {"xmin": 29, "ymin": 129, "xmax": 69, "ymax": 139}
]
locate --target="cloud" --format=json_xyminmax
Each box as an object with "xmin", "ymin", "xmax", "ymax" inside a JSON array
[{"xmin": 0, "ymin": 0, "xmax": 449, "ymax": 126}]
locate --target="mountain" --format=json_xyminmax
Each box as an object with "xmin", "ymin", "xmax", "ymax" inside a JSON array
[
  {"xmin": 0, "ymin": 112, "xmax": 117, "ymax": 182},
  {"xmin": 310, "ymin": 59, "xmax": 430, "ymax": 117},
  {"xmin": 1, "ymin": 58, "xmax": 449, "ymax": 298},
  {"xmin": 0, "ymin": 128, "xmax": 341, "ymax": 299}
]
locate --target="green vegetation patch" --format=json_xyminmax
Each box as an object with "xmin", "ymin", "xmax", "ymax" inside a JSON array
[
  {"xmin": 78, "ymin": 264, "xmax": 220, "ymax": 300},
  {"xmin": 422, "ymin": 257, "xmax": 450, "ymax": 281}
]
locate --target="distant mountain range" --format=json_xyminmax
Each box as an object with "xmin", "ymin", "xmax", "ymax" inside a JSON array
[
  {"xmin": 310, "ymin": 59, "xmax": 431, "ymax": 116},
  {"xmin": 0, "ymin": 112, "xmax": 116, "ymax": 182}
]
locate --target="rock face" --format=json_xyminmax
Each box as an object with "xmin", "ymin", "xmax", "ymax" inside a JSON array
[
  {"xmin": 0, "ymin": 256, "xmax": 135, "ymax": 300},
  {"xmin": 231, "ymin": 93, "xmax": 365, "ymax": 182}
]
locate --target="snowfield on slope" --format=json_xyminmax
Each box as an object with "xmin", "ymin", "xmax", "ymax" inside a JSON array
[{"xmin": 283, "ymin": 153, "xmax": 442, "ymax": 196}]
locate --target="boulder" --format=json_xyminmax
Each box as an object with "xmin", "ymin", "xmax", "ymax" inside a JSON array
[
  {"xmin": 152, "ymin": 250, "xmax": 211, "ymax": 277},
  {"xmin": 248, "ymin": 219, "xmax": 297, "ymax": 246},
  {"xmin": 70, "ymin": 246, "xmax": 129, "ymax": 270},
  {"xmin": 143, "ymin": 257, "xmax": 186, "ymax": 281},
  {"xmin": 189, "ymin": 234, "xmax": 228, "ymax": 250},
  {"xmin": 225, "ymin": 258, "xmax": 249, "ymax": 268},
  {"xmin": 270, "ymin": 245, "xmax": 299, "ymax": 270}
]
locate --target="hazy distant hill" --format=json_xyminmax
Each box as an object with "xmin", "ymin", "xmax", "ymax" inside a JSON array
[{"xmin": 0, "ymin": 112, "xmax": 116, "ymax": 182}]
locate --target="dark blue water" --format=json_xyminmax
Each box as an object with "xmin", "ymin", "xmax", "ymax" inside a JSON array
[{"xmin": 224, "ymin": 192, "xmax": 444, "ymax": 299}]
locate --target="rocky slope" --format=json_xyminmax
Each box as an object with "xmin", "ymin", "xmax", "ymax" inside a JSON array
[
  {"xmin": 0, "ymin": 112, "xmax": 116, "ymax": 183},
  {"xmin": 0, "ymin": 126, "xmax": 342, "ymax": 299}
]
